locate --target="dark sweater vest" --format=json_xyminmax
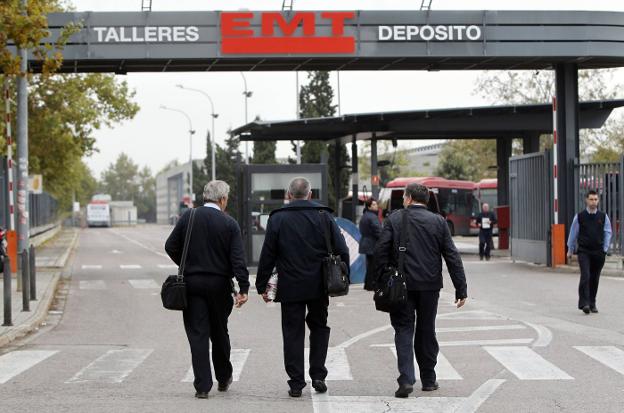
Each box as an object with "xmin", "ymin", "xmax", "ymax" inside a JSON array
[{"xmin": 577, "ymin": 210, "xmax": 605, "ymax": 253}]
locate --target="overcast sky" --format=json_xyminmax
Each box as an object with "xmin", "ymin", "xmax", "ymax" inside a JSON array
[{"xmin": 67, "ymin": 0, "xmax": 624, "ymax": 177}]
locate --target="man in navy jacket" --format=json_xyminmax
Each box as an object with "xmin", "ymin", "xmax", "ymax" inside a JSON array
[{"xmin": 256, "ymin": 177, "xmax": 349, "ymax": 397}]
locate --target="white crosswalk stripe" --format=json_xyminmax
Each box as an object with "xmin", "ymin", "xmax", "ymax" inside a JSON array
[
  {"xmin": 79, "ymin": 280, "xmax": 106, "ymax": 290},
  {"xmin": 575, "ymin": 346, "xmax": 624, "ymax": 376},
  {"xmin": 389, "ymin": 348, "xmax": 462, "ymax": 380},
  {"xmin": 81, "ymin": 265, "xmax": 102, "ymax": 270},
  {"xmin": 305, "ymin": 347, "xmax": 353, "ymax": 381},
  {"xmin": 66, "ymin": 349, "xmax": 153, "ymax": 384},
  {"xmin": 483, "ymin": 346, "xmax": 573, "ymax": 380},
  {"xmin": 0, "ymin": 351, "xmax": 59, "ymax": 384},
  {"xmin": 157, "ymin": 264, "xmax": 178, "ymax": 269},
  {"xmin": 182, "ymin": 349, "xmax": 251, "ymax": 383},
  {"xmin": 128, "ymin": 279, "xmax": 160, "ymax": 289},
  {"xmin": 120, "ymin": 264, "xmax": 142, "ymax": 269}
]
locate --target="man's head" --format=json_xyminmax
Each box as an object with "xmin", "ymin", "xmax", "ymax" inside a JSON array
[
  {"xmin": 203, "ymin": 180, "xmax": 230, "ymax": 211},
  {"xmin": 585, "ymin": 190, "xmax": 599, "ymax": 211},
  {"xmin": 482, "ymin": 203, "xmax": 490, "ymax": 213},
  {"xmin": 287, "ymin": 177, "xmax": 312, "ymax": 200},
  {"xmin": 365, "ymin": 197, "xmax": 378, "ymax": 212},
  {"xmin": 403, "ymin": 183, "xmax": 430, "ymax": 207}
]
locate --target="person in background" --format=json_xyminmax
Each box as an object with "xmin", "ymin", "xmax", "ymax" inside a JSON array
[
  {"xmin": 476, "ymin": 203, "xmax": 497, "ymax": 261},
  {"xmin": 359, "ymin": 197, "xmax": 382, "ymax": 291}
]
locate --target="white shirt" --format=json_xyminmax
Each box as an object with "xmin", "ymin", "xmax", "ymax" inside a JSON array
[{"xmin": 204, "ymin": 202, "xmax": 221, "ymax": 211}]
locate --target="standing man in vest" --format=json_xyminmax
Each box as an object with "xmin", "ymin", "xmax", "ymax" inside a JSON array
[
  {"xmin": 567, "ymin": 190, "xmax": 612, "ymax": 314},
  {"xmin": 476, "ymin": 203, "xmax": 497, "ymax": 261}
]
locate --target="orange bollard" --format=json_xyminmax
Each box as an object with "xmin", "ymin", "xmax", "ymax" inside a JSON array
[
  {"xmin": 6, "ymin": 230, "xmax": 17, "ymax": 273},
  {"xmin": 551, "ymin": 224, "xmax": 566, "ymax": 268}
]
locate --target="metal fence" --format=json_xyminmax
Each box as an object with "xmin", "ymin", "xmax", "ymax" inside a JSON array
[{"xmin": 576, "ymin": 157, "xmax": 624, "ymax": 255}]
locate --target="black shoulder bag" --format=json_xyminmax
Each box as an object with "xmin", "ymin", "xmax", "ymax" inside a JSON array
[
  {"xmin": 321, "ymin": 211, "xmax": 350, "ymax": 297},
  {"xmin": 374, "ymin": 209, "xmax": 408, "ymax": 313},
  {"xmin": 161, "ymin": 208, "xmax": 196, "ymax": 311}
]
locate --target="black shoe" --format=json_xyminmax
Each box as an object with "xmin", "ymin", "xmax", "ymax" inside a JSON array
[
  {"xmin": 422, "ymin": 382, "xmax": 439, "ymax": 392},
  {"xmin": 194, "ymin": 391, "xmax": 209, "ymax": 399},
  {"xmin": 394, "ymin": 384, "xmax": 414, "ymax": 398},
  {"xmin": 288, "ymin": 388, "xmax": 303, "ymax": 398},
  {"xmin": 312, "ymin": 380, "xmax": 327, "ymax": 393},
  {"xmin": 479, "ymin": 256, "xmax": 484, "ymax": 261},
  {"xmin": 485, "ymin": 256, "xmax": 491, "ymax": 261},
  {"xmin": 591, "ymin": 306, "xmax": 599, "ymax": 313},
  {"xmin": 582, "ymin": 305, "xmax": 591, "ymax": 314},
  {"xmin": 218, "ymin": 376, "xmax": 233, "ymax": 392}
]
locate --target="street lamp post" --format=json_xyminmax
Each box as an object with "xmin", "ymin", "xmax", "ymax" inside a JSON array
[
  {"xmin": 176, "ymin": 85, "xmax": 218, "ymax": 181},
  {"xmin": 240, "ymin": 73, "xmax": 253, "ymax": 164},
  {"xmin": 159, "ymin": 105, "xmax": 196, "ymax": 201}
]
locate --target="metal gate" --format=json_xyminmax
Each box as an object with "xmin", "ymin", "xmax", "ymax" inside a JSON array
[
  {"xmin": 576, "ymin": 156, "xmax": 624, "ymax": 255},
  {"xmin": 509, "ymin": 151, "xmax": 553, "ymax": 265}
]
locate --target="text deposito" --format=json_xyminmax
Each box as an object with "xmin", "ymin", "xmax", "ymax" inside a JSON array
[{"xmin": 378, "ymin": 25, "xmax": 482, "ymax": 41}]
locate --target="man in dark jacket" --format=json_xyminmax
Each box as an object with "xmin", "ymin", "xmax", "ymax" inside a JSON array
[
  {"xmin": 375, "ymin": 182, "xmax": 467, "ymax": 399},
  {"xmin": 256, "ymin": 177, "xmax": 349, "ymax": 398},
  {"xmin": 165, "ymin": 180, "xmax": 250, "ymax": 399},
  {"xmin": 359, "ymin": 198, "xmax": 382, "ymax": 291},
  {"xmin": 566, "ymin": 190, "xmax": 612, "ymax": 314},
  {"xmin": 476, "ymin": 203, "xmax": 497, "ymax": 261}
]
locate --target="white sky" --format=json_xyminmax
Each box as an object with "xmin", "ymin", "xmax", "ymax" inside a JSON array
[{"xmin": 67, "ymin": 0, "xmax": 624, "ymax": 177}]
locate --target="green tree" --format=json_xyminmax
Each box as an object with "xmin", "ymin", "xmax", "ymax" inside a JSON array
[
  {"xmin": 136, "ymin": 166, "xmax": 156, "ymax": 222},
  {"xmin": 251, "ymin": 116, "xmax": 277, "ymax": 164},
  {"xmin": 100, "ymin": 153, "xmax": 139, "ymax": 201},
  {"xmin": 358, "ymin": 141, "xmax": 420, "ymax": 186},
  {"xmin": 434, "ymin": 140, "xmax": 497, "ymax": 182}
]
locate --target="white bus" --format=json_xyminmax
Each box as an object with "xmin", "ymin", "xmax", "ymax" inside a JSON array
[{"xmin": 86, "ymin": 202, "xmax": 112, "ymax": 227}]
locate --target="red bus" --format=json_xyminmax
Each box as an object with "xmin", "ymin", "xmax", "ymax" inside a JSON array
[{"xmin": 378, "ymin": 177, "xmax": 478, "ymax": 236}]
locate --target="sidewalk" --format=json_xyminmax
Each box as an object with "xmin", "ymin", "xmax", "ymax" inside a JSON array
[
  {"xmin": 0, "ymin": 228, "xmax": 78, "ymax": 347},
  {"xmin": 453, "ymin": 235, "xmax": 510, "ymax": 258}
]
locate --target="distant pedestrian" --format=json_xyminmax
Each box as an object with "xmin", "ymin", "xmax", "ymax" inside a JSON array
[
  {"xmin": 375, "ymin": 182, "xmax": 467, "ymax": 399},
  {"xmin": 476, "ymin": 203, "xmax": 497, "ymax": 261},
  {"xmin": 567, "ymin": 190, "xmax": 612, "ymax": 315},
  {"xmin": 256, "ymin": 177, "xmax": 350, "ymax": 398},
  {"xmin": 359, "ymin": 197, "xmax": 382, "ymax": 291},
  {"xmin": 165, "ymin": 180, "xmax": 250, "ymax": 399}
]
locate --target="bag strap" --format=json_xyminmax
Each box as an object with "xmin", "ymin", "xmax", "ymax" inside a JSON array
[
  {"xmin": 398, "ymin": 208, "xmax": 410, "ymax": 274},
  {"xmin": 178, "ymin": 208, "xmax": 197, "ymax": 277},
  {"xmin": 320, "ymin": 211, "xmax": 334, "ymax": 255}
]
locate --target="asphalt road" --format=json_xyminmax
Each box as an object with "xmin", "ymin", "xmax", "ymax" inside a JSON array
[{"xmin": 1, "ymin": 225, "xmax": 623, "ymax": 413}]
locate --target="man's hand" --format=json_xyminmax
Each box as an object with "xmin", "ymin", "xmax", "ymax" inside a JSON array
[
  {"xmin": 567, "ymin": 250, "xmax": 573, "ymax": 259},
  {"xmin": 235, "ymin": 294, "xmax": 248, "ymax": 308},
  {"xmin": 455, "ymin": 298, "xmax": 466, "ymax": 309},
  {"xmin": 262, "ymin": 292, "xmax": 273, "ymax": 303}
]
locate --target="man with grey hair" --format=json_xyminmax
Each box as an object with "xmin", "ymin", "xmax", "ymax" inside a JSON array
[
  {"xmin": 256, "ymin": 177, "xmax": 350, "ymax": 398},
  {"xmin": 165, "ymin": 180, "xmax": 249, "ymax": 399}
]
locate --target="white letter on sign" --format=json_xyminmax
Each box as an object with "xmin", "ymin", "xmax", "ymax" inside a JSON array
[{"xmin": 378, "ymin": 26, "xmax": 392, "ymax": 41}]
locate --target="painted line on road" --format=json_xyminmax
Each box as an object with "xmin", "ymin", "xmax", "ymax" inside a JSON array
[
  {"xmin": 524, "ymin": 322, "xmax": 552, "ymax": 348},
  {"xmin": 305, "ymin": 347, "xmax": 352, "ymax": 381},
  {"xmin": 0, "ymin": 351, "xmax": 58, "ymax": 384},
  {"xmin": 336, "ymin": 324, "xmax": 393, "ymax": 349},
  {"xmin": 455, "ymin": 379, "xmax": 507, "ymax": 413},
  {"xmin": 120, "ymin": 265, "xmax": 142, "ymax": 270},
  {"xmin": 575, "ymin": 346, "xmax": 624, "ymax": 376},
  {"xmin": 66, "ymin": 349, "xmax": 153, "ymax": 384},
  {"xmin": 128, "ymin": 279, "xmax": 160, "ymax": 289},
  {"xmin": 389, "ymin": 348, "xmax": 462, "ymax": 380},
  {"xmin": 436, "ymin": 325, "xmax": 526, "ymax": 333},
  {"xmin": 157, "ymin": 264, "xmax": 178, "ymax": 269},
  {"xmin": 438, "ymin": 310, "xmax": 509, "ymax": 321},
  {"xmin": 79, "ymin": 280, "xmax": 106, "ymax": 290},
  {"xmin": 111, "ymin": 230, "xmax": 169, "ymax": 258},
  {"xmin": 182, "ymin": 349, "xmax": 250, "ymax": 383},
  {"xmin": 483, "ymin": 346, "xmax": 573, "ymax": 380},
  {"xmin": 372, "ymin": 338, "xmax": 534, "ymax": 348},
  {"xmin": 81, "ymin": 265, "xmax": 102, "ymax": 270}
]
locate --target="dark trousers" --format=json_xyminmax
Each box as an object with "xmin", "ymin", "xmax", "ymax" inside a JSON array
[
  {"xmin": 577, "ymin": 251, "xmax": 606, "ymax": 309},
  {"xmin": 364, "ymin": 255, "xmax": 376, "ymax": 291},
  {"xmin": 280, "ymin": 297, "xmax": 330, "ymax": 390},
  {"xmin": 479, "ymin": 230, "xmax": 493, "ymax": 258},
  {"xmin": 390, "ymin": 290, "xmax": 439, "ymax": 386},
  {"xmin": 183, "ymin": 276, "xmax": 234, "ymax": 393}
]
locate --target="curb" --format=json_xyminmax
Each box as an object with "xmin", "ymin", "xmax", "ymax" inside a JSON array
[
  {"xmin": 0, "ymin": 272, "xmax": 61, "ymax": 348},
  {"xmin": 54, "ymin": 230, "xmax": 79, "ymax": 269}
]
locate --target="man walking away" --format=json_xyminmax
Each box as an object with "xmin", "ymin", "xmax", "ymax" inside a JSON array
[
  {"xmin": 476, "ymin": 203, "xmax": 497, "ymax": 261},
  {"xmin": 359, "ymin": 197, "xmax": 382, "ymax": 291},
  {"xmin": 375, "ymin": 183, "xmax": 467, "ymax": 399},
  {"xmin": 165, "ymin": 180, "xmax": 250, "ymax": 399},
  {"xmin": 256, "ymin": 177, "xmax": 350, "ymax": 398},
  {"xmin": 567, "ymin": 190, "xmax": 612, "ymax": 315}
]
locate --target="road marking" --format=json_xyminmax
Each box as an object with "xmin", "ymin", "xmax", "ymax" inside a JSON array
[
  {"xmin": 111, "ymin": 230, "xmax": 169, "ymax": 258},
  {"xmin": 182, "ymin": 349, "xmax": 250, "ymax": 383},
  {"xmin": 120, "ymin": 265, "xmax": 142, "ymax": 269},
  {"xmin": 157, "ymin": 264, "xmax": 177, "ymax": 269},
  {"xmin": 305, "ymin": 347, "xmax": 352, "ymax": 381},
  {"xmin": 128, "ymin": 279, "xmax": 160, "ymax": 289},
  {"xmin": 79, "ymin": 280, "xmax": 106, "ymax": 290},
  {"xmin": 389, "ymin": 348, "xmax": 462, "ymax": 380},
  {"xmin": 438, "ymin": 310, "xmax": 509, "ymax": 321},
  {"xmin": 483, "ymin": 346, "xmax": 573, "ymax": 380},
  {"xmin": 372, "ymin": 338, "xmax": 533, "ymax": 348},
  {"xmin": 436, "ymin": 325, "xmax": 526, "ymax": 333},
  {"xmin": 66, "ymin": 349, "xmax": 153, "ymax": 384},
  {"xmin": 575, "ymin": 346, "xmax": 624, "ymax": 376},
  {"xmin": 111, "ymin": 250, "xmax": 122, "ymax": 254},
  {"xmin": 81, "ymin": 265, "xmax": 102, "ymax": 270},
  {"xmin": 0, "ymin": 351, "xmax": 58, "ymax": 384},
  {"xmin": 524, "ymin": 322, "xmax": 553, "ymax": 347},
  {"xmin": 336, "ymin": 324, "xmax": 393, "ymax": 349}
]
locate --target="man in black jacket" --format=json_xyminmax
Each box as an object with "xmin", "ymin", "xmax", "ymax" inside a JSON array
[
  {"xmin": 165, "ymin": 180, "xmax": 250, "ymax": 399},
  {"xmin": 256, "ymin": 177, "xmax": 350, "ymax": 398},
  {"xmin": 476, "ymin": 203, "xmax": 497, "ymax": 261},
  {"xmin": 375, "ymin": 182, "xmax": 467, "ymax": 399},
  {"xmin": 359, "ymin": 198, "xmax": 382, "ymax": 291}
]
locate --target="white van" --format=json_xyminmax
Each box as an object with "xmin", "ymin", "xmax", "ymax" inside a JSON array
[{"xmin": 86, "ymin": 202, "xmax": 112, "ymax": 227}]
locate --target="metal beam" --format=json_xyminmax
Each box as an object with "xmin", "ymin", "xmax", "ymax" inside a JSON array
[
  {"xmin": 351, "ymin": 135, "xmax": 358, "ymax": 224},
  {"xmin": 497, "ymin": 138, "xmax": 512, "ymax": 206}
]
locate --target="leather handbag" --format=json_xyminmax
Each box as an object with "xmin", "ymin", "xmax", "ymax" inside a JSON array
[
  {"xmin": 161, "ymin": 208, "xmax": 196, "ymax": 311},
  {"xmin": 374, "ymin": 209, "xmax": 408, "ymax": 313},
  {"xmin": 321, "ymin": 211, "xmax": 350, "ymax": 297}
]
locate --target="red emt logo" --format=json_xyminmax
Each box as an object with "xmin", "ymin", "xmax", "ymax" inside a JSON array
[{"xmin": 220, "ymin": 11, "xmax": 356, "ymax": 55}]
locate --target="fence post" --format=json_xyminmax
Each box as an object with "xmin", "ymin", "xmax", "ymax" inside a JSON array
[
  {"xmin": 3, "ymin": 255, "xmax": 11, "ymax": 326},
  {"xmin": 29, "ymin": 244, "xmax": 36, "ymax": 300},
  {"xmin": 21, "ymin": 249, "xmax": 29, "ymax": 311}
]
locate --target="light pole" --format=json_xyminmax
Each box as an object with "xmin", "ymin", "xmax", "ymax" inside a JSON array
[
  {"xmin": 240, "ymin": 72, "xmax": 253, "ymax": 164},
  {"xmin": 176, "ymin": 85, "xmax": 219, "ymax": 181},
  {"xmin": 159, "ymin": 105, "xmax": 196, "ymax": 201}
]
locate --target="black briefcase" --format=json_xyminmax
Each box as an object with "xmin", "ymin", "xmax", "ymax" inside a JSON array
[
  {"xmin": 320, "ymin": 211, "xmax": 350, "ymax": 297},
  {"xmin": 161, "ymin": 209, "xmax": 196, "ymax": 311}
]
